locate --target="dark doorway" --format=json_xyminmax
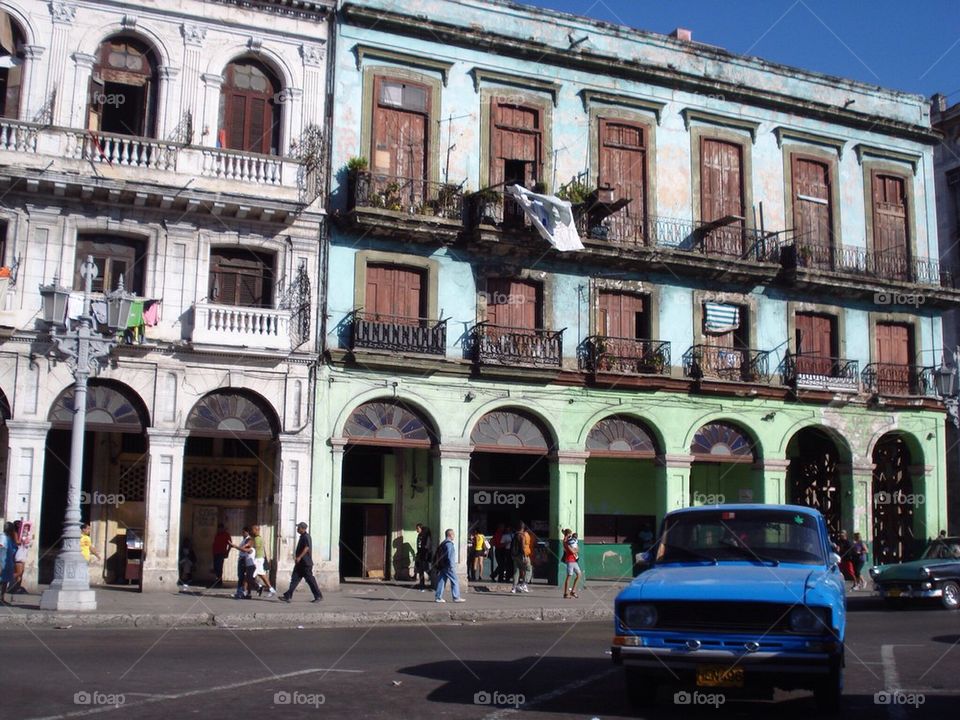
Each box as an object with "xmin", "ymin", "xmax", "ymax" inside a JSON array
[
  {"xmin": 40, "ymin": 430, "xmax": 94, "ymax": 584},
  {"xmin": 872, "ymin": 434, "xmax": 916, "ymax": 563},
  {"xmin": 340, "ymin": 503, "xmax": 390, "ymax": 580},
  {"xmin": 787, "ymin": 428, "xmax": 842, "ymax": 538}
]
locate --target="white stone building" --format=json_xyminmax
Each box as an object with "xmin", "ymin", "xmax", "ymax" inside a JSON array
[{"xmin": 0, "ymin": 0, "xmax": 332, "ymax": 591}]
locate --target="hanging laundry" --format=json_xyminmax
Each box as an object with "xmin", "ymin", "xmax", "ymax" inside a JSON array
[
  {"xmin": 124, "ymin": 299, "xmax": 145, "ymax": 344},
  {"xmin": 505, "ymin": 185, "xmax": 585, "ymax": 252},
  {"xmin": 142, "ymin": 299, "xmax": 162, "ymax": 326},
  {"xmin": 704, "ymin": 303, "xmax": 740, "ymax": 333}
]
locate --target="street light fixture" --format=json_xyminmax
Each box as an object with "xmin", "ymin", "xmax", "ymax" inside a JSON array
[
  {"xmin": 38, "ymin": 255, "xmax": 134, "ymax": 611},
  {"xmin": 933, "ymin": 350, "xmax": 960, "ymax": 430}
]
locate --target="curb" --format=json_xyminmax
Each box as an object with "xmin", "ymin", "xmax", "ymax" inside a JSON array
[{"xmin": 0, "ymin": 605, "xmax": 613, "ymax": 630}]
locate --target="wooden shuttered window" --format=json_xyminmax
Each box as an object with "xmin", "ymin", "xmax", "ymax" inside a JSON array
[
  {"xmin": 793, "ymin": 157, "xmax": 833, "ymax": 265},
  {"xmin": 700, "ymin": 138, "xmax": 745, "ymax": 257},
  {"xmin": 209, "ymin": 249, "xmax": 275, "ymax": 308},
  {"xmin": 364, "ymin": 264, "xmax": 426, "ymax": 324},
  {"xmin": 795, "ymin": 312, "xmax": 837, "ymax": 376},
  {"xmin": 219, "ymin": 61, "xmax": 281, "ymax": 155},
  {"xmin": 371, "ymin": 77, "xmax": 429, "ymax": 186},
  {"xmin": 875, "ymin": 322, "xmax": 913, "ymax": 394},
  {"xmin": 74, "ymin": 236, "xmax": 146, "ymax": 295},
  {"xmin": 872, "ymin": 173, "xmax": 910, "ymax": 279},
  {"xmin": 486, "ymin": 278, "xmax": 541, "ymax": 330},
  {"xmin": 598, "ymin": 119, "xmax": 646, "ymax": 240},
  {"xmin": 598, "ymin": 291, "xmax": 647, "ymax": 340},
  {"xmin": 491, "ymin": 101, "xmax": 543, "ymax": 227}
]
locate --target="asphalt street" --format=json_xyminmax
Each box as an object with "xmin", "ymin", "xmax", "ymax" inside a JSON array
[{"xmin": 2, "ymin": 597, "xmax": 958, "ymax": 720}]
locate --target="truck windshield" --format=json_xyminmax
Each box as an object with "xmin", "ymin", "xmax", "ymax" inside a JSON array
[{"xmin": 656, "ymin": 509, "xmax": 826, "ymax": 565}]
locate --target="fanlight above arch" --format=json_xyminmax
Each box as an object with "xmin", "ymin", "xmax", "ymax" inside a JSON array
[
  {"xmin": 586, "ymin": 416, "xmax": 658, "ymax": 457},
  {"xmin": 343, "ymin": 401, "xmax": 435, "ymax": 447},
  {"xmin": 49, "ymin": 383, "xmax": 145, "ymax": 433},
  {"xmin": 471, "ymin": 410, "xmax": 551, "ymax": 454},
  {"xmin": 186, "ymin": 391, "xmax": 276, "ymax": 439},
  {"xmin": 691, "ymin": 421, "xmax": 755, "ymax": 462}
]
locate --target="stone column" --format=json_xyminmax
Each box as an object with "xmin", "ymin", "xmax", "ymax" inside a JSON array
[
  {"xmin": 280, "ymin": 87, "xmax": 303, "ymax": 157},
  {"xmin": 3, "ymin": 421, "xmax": 51, "ymax": 588},
  {"xmin": 434, "ymin": 445, "xmax": 472, "ymax": 584},
  {"xmin": 20, "ymin": 45, "xmax": 45, "ymax": 122},
  {"xmin": 910, "ymin": 463, "xmax": 944, "ymax": 544},
  {"xmin": 548, "ymin": 451, "xmax": 587, "ymax": 584},
  {"xmin": 313, "ymin": 437, "xmax": 344, "ymax": 589},
  {"xmin": 142, "ymin": 429, "xmax": 187, "ymax": 591},
  {"xmin": 756, "ymin": 459, "xmax": 790, "ymax": 504},
  {"xmin": 48, "ymin": 2, "xmax": 77, "ymax": 127},
  {"xmin": 69, "ymin": 52, "xmax": 95, "ymax": 130},
  {"xmin": 845, "ymin": 462, "xmax": 875, "ymax": 541},
  {"xmin": 300, "ymin": 43, "xmax": 326, "ymax": 129},
  {"xmin": 180, "ymin": 24, "xmax": 207, "ymax": 143},
  {"xmin": 274, "ymin": 434, "xmax": 312, "ymax": 580},
  {"xmin": 156, "ymin": 66, "xmax": 180, "ymax": 140},
  {"xmin": 657, "ymin": 454, "xmax": 693, "ymax": 521},
  {"xmin": 199, "ymin": 73, "xmax": 224, "ymax": 147}
]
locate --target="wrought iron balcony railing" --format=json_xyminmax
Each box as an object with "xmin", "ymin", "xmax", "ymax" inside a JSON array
[
  {"xmin": 473, "ymin": 323, "xmax": 563, "ymax": 368},
  {"xmin": 780, "ymin": 354, "xmax": 860, "ymax": 392},
  {"xmin": 349, "ymin": 170, "xmax": 463, "ymax": 220},
  {"xmin": 784, "ymin": 237, "xmax": 951, "ymax": 288},
  {"xmin": 682, "ymin": 344, "xmax": 771, "ymax": 383},
  {"xmin": 861, "ymin": 363, "xmax": 934, "ymax": 397},
  {"xmin": 582, "ymin": 336, "xmax": 671, "ymax": 375},
  {"xmin": 351, "ymin": 312, "xmax": 447, "ymax": 356}
]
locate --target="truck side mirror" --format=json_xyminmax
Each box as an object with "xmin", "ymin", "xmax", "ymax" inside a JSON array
[{"xmin": 829, "ymin": 552, "xmax": 841, "ymax": 567}]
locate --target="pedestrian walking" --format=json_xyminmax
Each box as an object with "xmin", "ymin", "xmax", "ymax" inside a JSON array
[
  {"xmin": 227, "ymin": 527, "xmax": 256, "ymax": 599},
  {"xmin": 510, "ymin": 523, "xmax": 533, "ymax": 593},
  {"xmin": 851, "ymin": 532, "xmax": 869, "ymax": 590},
  {"xmin": 178, "ymin": 536, "xmax": 196, "ymax": 584},
  {"xmin": 279, "ymin": 522, "xmax": 323, "ymax": 602},
  {"xmin": 562, "ymin": 528, "xmax": 583, "ymax": 598},
  {"xmin": 251, "ymin": 525, "xmax": 276, "ymax": 597},
  {"xmin": 490, "ymin": 524, "xmax": 504, "ymax": 581},
  {"xmin": 467, "ymin": 529, "xmax": 477, "ymax": 581},
  {"xmin": 472, "ymin": 529, "xmax": 489, "ymax": 581},
  {"xmin": 11, "ymin": 520, "xmax": 27, "ymax": 594},
  {"xmin": 834, "ymin": 530, "xmax": 855, "ymax": 582},
  {"xmin": 498, "ymin": 526, "xmax": 514, "ymax": 582},
  {"xmin": 211, "ymin": 523, "xmax": 231, "ymax": 586},
  {"xmin": 414, "ymin": 523, "xmax": 433, "ymax": 591},
  {"xmin": 434, "ymin": 528, "xmax": 465, "ymax": 603}
]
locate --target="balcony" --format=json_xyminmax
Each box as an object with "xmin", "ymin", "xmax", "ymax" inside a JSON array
[
  {"xmin": 473, "ymin": 323, "xmax": 563, "ymax": 369},
  {"xmin": 342, "ymin": 170, "xmax": 464, "ymax": 242},
  {"xmin": 350, "ymin": 312, "xmax": 447, "ymax": 356},
  {"xmin": 582, "ymin": 336, "xmax": 671, "ymax": 375},
  {"xmin": 861, "ymin": 363, "xmax": 934, "ymax": 397},
  {"xmin": 192, "ymin": 303, "xmax": 292, "ymax": 352},
  {"xmin": 781, "ymin": 354, "xmax": 860, "ymax": 393},
  {"xmin": 682, "ymin": 344, "xmax": 771, "ymax": 383},
  {"xmin": 0, "ymin": 119, "xmax": 308, "ymax": 215}
]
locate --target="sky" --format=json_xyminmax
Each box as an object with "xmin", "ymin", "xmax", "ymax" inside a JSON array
[{"xmin": 518, "ymin": 0, "xmax": 960, "ymax": 101}]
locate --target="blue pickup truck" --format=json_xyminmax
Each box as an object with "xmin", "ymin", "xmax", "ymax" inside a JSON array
[{"xmin": 611, "ymin": 504, "xmax": 846, "ymax": 711}]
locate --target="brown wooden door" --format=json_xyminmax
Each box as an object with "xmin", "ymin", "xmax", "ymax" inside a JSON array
[
  {"xmin": 364, "ymin": 264, "xmax": 425, "ymax": 323},
  {"xmin": 793, "ymin": 157, "xmax": 833, "ymax": 268},
  {"xmin": 598, "ymin": 119, "xmax": 645, "ymax": 242},
  {"xmin": 598, "ymin": 291, "xmax": 646, "ymax": 339},
  {"xmin": 491, "ymin": 102, "xmax": 542, "ymax": 226},
  {"xmin": 876, "ymin": 322, "xmax": 913, "ymax": 394},
  {"xmin": 701, "ymin": 138, "xmax": 744, "ymax": 257},
  {"xmin": 362, "ymin": 504, "xmax": 389, "ymax": 579},
  {"xmin": 371, "ymin": 77, "xmax": 429, "ymax": 206},
  {"xmin": 702, "ymin": 304, "xmax": 747, "ymax": 380},
  {"xmin": 795, "ymin": 312, "xmax": 835, "ymax": 377},
  {"xmin": 872, "ymin": 173, "xmax": 909, "ymax": 280},
  {"xmin": 486, "ymin": 278, "xmax": 539, "ymax": 330},
  {"xmin": 221, "ymin": 61, "xmax": 280, "ymax": 154},
  {"xmin": 209, "ymin": 249, "xmax": 274, "ymax": 308}
]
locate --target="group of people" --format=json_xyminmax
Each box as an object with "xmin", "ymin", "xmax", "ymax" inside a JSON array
[
  {"xmin": 833, "ymin": 529, "xmax": 869, "ymax": 590},
  {"xmin": 416, "ymin": 522, "xmax": 584, "ymax": 601},
  {"xmin": 0, "ymin": 520, "xmax": 28, "ymax": 603}
]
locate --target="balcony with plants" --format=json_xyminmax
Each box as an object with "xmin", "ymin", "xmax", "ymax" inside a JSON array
[
  {"xmin": 582, "ymin": 336, "xmax": 671, "ymax": 376},
  {"xmin": 682, "ymin": 344, "xmax": 771, "ymax": 384}
]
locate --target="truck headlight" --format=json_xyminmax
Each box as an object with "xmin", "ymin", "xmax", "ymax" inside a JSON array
[
  {"xmin": 788, "ymin": 607, "xmax": 830, "ymax": 634},
  {"xmin": 622, "ymin": 604, "xmax": 658, "ymax": 629}
]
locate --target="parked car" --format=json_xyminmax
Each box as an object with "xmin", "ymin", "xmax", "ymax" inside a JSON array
[
  {"xmin": 869, "ymin": 537, "xmax": 960, "ymax": 610},
  {"xmin": 611, "ymin": 504, "xmax": 846, "ymax": 711}
]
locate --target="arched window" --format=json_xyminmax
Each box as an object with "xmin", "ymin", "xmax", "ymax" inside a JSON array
[
  {"xmin": 88, "ymin": 36, "xmax": 158, "ymax": 137},
  {"xmin": 0, "ymin": 11, "xmax": 26, "ymax": 119},
  {"xmin": 219, "ymin": 59, "xmax": 281, "ymax": 155}
]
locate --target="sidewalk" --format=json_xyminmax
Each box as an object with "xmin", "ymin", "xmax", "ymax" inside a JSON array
[{"xmin": 0, "ymin": 579, "xmax": 626, "ymax": 630}]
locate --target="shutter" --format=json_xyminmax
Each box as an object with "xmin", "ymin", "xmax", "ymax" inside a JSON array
[
  {"xmin": 365, "ymin": 264, "xmax": 385, "ymax": 318},
  {"xmin": 3, "ymin": 64, "xmax": 21, "ymax": 120},
  {"xmin": 486, "ymin": 278, "xmax": 538, "ymax": 330},
  {"xmin": 599, "ymin": 291, "xmax": 645, "ymax": 339},
  {"xmin": 793, "ymin": 158, "xmax": 832, "ymax": 262},
  {"xmin": 876, "ymin": 323, "xmax": 910, "ymax": 365},
  {"xmin": 701, "ymin": 139, "xmax": 744, "ymax": 256},
  {"xmin": 599, "ymin": 119, "xmax": 646, "ymax": 241},
  {"xmin": 248, "ymin": 97, "xmax": 266, "ymax": 154},
  {"xmin": 87, "ymin": 74, "xmax": 105, "ymax": 131},
  {"xmin": 796, "ymin": 313, "xmax": 835, "ymax": 376},
  {"xmin": 395, "ymin": 266, "xmax": 424, "ymax": 323},
  {"xmin": 227, "ymin": 94, "xmax": 246, "ymax": 151},
  {"xmin": 873, "ymin": 174, "xmax": 909, "ymax": 279}
]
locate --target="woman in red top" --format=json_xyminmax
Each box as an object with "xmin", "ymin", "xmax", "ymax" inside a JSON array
[{"xmin": 562, "ymin": 528, "xmax": 582, "ymax": 599}]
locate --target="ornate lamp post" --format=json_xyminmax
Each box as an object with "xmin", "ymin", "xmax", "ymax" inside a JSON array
[
  {"xmin": 38, "ymin": 255, "xmax": 133, "ymax": 611},
  {"xmin": 934, "ymin": 350, "xmax": 959, "ymax": 429}
]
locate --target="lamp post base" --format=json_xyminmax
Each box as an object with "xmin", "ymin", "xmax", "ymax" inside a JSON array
[{"xmin": 39, "ymin": 588, "xmax": 98, "ymax": 612}]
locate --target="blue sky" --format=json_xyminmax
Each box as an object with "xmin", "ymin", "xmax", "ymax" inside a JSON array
[{"xmin": 519, "ymin": 0, "xmax": 960, "ymax": 100}]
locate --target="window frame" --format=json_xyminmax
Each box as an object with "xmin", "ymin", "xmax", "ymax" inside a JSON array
[
  {"xmin": 208, "ymin": 247, "xmax": 276, "ymax": 308},
  {"xmin": 74, "ymin": 235, "xmax": 147, "ymax": 296}
]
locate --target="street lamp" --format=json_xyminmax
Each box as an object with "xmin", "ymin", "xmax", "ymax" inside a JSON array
[
  {"xmin": 38, "ymin": 255, "xmax": 134, "ymax": 611},
  {"xmin": 933, "ymin": 351, "xmax": 959, "ymax": 429}
]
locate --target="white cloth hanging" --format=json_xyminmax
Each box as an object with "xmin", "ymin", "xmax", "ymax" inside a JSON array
[{"xmin": 505, "ymin": 185, "xmax": 585, "ymax": 252}]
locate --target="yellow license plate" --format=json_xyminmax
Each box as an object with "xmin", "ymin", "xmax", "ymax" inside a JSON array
[
  {"xmin": 696, "ymin": 665, "xmax": 744, "ymax": 688},
  {"xmin": 886, "ymin": 589, "xmax": 902, "ymax": 597}
]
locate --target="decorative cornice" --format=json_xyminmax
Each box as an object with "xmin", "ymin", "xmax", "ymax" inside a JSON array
[
  {"xmin": 248, "ymin": 37, "xmax": 263, "ymax": 54},
  {"xmin": 556, "ymin": 450, "xmax": 590, "ymax": 466},
  {"xmin": 181, "ymin": 24, "xmax": 207, "ymax": 46},
  {"xmin": 71, "ymin": 51, "xmax": 96, "ymax": 68},
  {"xmin": 158, "ymin": 66, "xmax": 180, "ymax": 80},
  {"xmin": 579, "ymin": 89, "xmax": 665, "ymax": 125},
  {"xmin": 681, "ymin": 108, "xmax": 760, "ymax": 143},
  {"xmin": 354, "ymin": 44, "xmax": 453, "ymax": 86},
  {"xmin": 201, "ymin": 72, "xmax": 224, "ymax": 87},
  {"xmin": 854, "ymin": 143, "xmax": 921, "ymax": 175},
  {"xmin": 471, "ymin": 67, "xmax": 561, "ymax": 106},
  {"xmin": 121, "ymin": 14, "xmax": 137, "ymax": 30},
  {"xmin": 658, "ymin": 453, "xmax": 695, "ymax": 469},
  {"xmin": 203, "ymin": 0, "xmax": 331, "ymax": 22},
  {"xmin": 23, "ymin": 45, "xmax": 46, "ymax": 60},
  {"xmin": 437, "ymin": 444, "xmax": 473, "ymax": 461},
  {"xmin": 774, "ymin": 126, "xmax": 846, "ymax": 158},
  {"xmin": 301, "ymin": 42, "xmax": 326, "ymax": 66},
  {"xmin": 49, "ymin": 1, "xmax": 77, "ymax": 24}
]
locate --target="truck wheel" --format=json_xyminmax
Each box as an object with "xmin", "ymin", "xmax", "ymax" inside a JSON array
[
  {"xmin": 941, "ymin": 581, "xmax": 959, "ymax": 610},
  {"xmin": 814, "ymin": 664, "xmax": 843, "ymax": 713},
  {"xmin": 624, "ymin": 668, "xmax": 657, "ymax": 708}
]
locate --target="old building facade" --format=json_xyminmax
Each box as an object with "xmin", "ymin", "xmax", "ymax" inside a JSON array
[
  {"xmin": 316, "ymin": 0, "xmax": 956, "ymax": 587},
  {"xmin": 0, "ymin": 0, "xmax": 332, "ymax": 590}
]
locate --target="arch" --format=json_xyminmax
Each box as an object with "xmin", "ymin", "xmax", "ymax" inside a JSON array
[
  {"xmin": 872, "ymin": 431, "xmax": 917, "ymax": 562},
  {"xmin": 585, "ymin": 414, "xmax": 659, "ymax": 457},
  {"xmin": 690, "ymin": 420, "xmax": 757, "ymax": 462},
  {"xmin": 785, "ymin": 426, "xmax": 845, "ymax": 537},
  {"xmin": 205, "ymin": 45, "xmax": 295, "ymax": 94},
  {"xmin": 866, "ymin": 427, "xmax": 925, "ymax": 468},
  {"xmin": 81, "ymin": 23, "xmax": 173, "ymax": 69},
  {"xmin": 575, "ymin": 406, "xmax": 667, "ymax": 451},
  {"xmin": 776, "ymin": 419, "xmax": 853, "ymax": 462},
  {"xmin": 0, "ymin": 8, "xmax": 26, "ymax": 119},
  {"xmin": 88, "ymin": 33, "xmax": 161, "ymax": 138},
  {"xmin": 460, "ymin": 399, "xmax": 559, "ymax": 450},
  {"xmin": 218, "ymin": 55, "xmax": 283, "ymax": 154},
  {"xmin": 333, "ymin": 390, "xmax": 442, "ymax": 442},
  {"xmin": 0, "ymin": 386, "xmax": 9, "ymax": 423},
  {"xmin": 48, "ymin": 380, "xmax": 149, "ymax": 433},
  {"xmin": 470, "ymin": 408, "xmax": 553, "ymax": 454},
  {"xmin": 343, "ymin": 400, "xmax": 437, "ymax": 448},
  {"xmin": 185, "ymin": 389, "xmax": 278, "ymax": 439}
]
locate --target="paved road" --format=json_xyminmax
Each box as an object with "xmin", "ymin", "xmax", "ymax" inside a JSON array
[{"xmin": 2, "ymin": 598, "xmax": 957, "ymax": 719}]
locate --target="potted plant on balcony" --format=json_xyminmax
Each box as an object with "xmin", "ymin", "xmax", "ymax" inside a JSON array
[
  {"xmin": 470, "ymin": 187, "xmax": 502, "ymax": 226},
  {"xmin": 345, "ymin": 156, "xmax": 369, "ymax": 209}
]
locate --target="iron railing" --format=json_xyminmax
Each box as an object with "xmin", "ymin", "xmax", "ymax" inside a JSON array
[
  {"xmin": 473, "ymin": 323, "xmax": 563, "ymax": 368},
  {"xmin": 582, "ymin": 336, "xmax": 671, "ymax": 375},
  {"xmin": 682, "ymin": 344, "xmax": 770, "ymax": 383},
  {"xmin": 780, "ymin": 354, "xmax": 860, "ymax": 392},
  {"xmin": 351, "ymin": 312, "xmax": 447, "ymax": 356},
  {"xmin": 785, "ymin": 237, "xmax": 951, "ymax": 287},
  {"xmin": 349, "ymin": 170, "xmax": 463, "ymax": 220},
  {"xmin": 861, "ymin": 363, "xmax": 933, "ymax": 397}
]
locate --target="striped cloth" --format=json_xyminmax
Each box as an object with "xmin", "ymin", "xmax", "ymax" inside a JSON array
[{"xmin": 704, "ymin": 302, "xmax": 740, "ymax": 333}]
